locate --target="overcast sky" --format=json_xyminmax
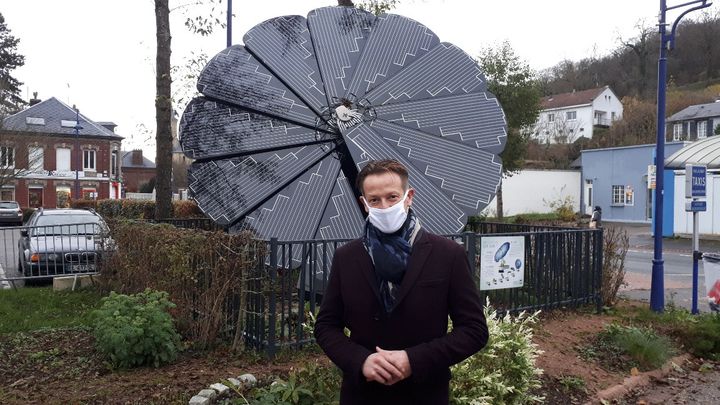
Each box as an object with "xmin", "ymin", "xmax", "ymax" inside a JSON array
[{"xmin": 4, "ymin": 0, "xmax": 718, "ymax": 159}]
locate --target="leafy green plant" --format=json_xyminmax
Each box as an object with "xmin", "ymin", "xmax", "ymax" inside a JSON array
[
  {"xmin": 543, "ymin": 192, "xmax": 576, "ymax": 222},
  {"xmin": 558, "ymin": 375, "xmax": 585, "ymax": 392},
  {"xmin": 246, "ymin": 361, "xmax": 341, "ymax": 405},
  {"xmin": 450, "ymin": 299, "xmax": 544, "ymax": 405},
  {"xmin": 599, "ymin": 323, "xmax": 673, "ymax": 370},
  {"xmin": 92, "ymin": 289, "xmax": 181, "ymax": 368}
]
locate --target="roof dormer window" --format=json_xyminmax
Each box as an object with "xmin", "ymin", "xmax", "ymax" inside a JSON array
[
  {"xmin": 26, "ymin": 117, "xmax": 45, "ymax": 125},
  {"xmin": 61, "ymin": 120, "xmax": 78, "ymax": 128}
]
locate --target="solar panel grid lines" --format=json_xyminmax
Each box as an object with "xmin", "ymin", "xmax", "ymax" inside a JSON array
[
  {"xmin": 241, "ymin": 157, "xmax": 342, "ymax": 240},
  {"xmin": 307, "ymin": 7, "xmax": 377, "ymax": 104},
  {"xmin": 182, "ymin": 6, "xmax": 507, "ymax": 239},
  {"xmin": 363, "ymin": 42, "xmax": 486, "ymax": 106},
  {"xmin": 197, "ymin": 45, "xmax": 318, "ymax": 128},
  {"xmin": 243, "ymin": 15, "xmax": 328, "ymax": 116},
  {"xmin": 342, "ymin": 123, "xmax": 466, "ymax": 233},
  {"xmin": 372, "ymin": 92, "xmax": 507, "ymax": 153},
  {"xmin": 345, "ymin": 13, "xmax": 440, "ymax": 100},
  {"xmin": 370, "ymin": 119, "xmax": 501, "ymax": 210},
  {"xmin": 179, "ymin": 98, "xmax": 323, "ymax": 160}
]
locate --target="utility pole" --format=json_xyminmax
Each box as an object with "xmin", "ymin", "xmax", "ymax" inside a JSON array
[{"xmin": 651, "ymin": 0, "xmax": 712, "ymax": 313}]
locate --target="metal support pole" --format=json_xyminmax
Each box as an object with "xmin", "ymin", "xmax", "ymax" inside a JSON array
[
  {"xmin": 74, "ymin": 107, "xmax": 81, "ymax": 201},
  {"xmin": 651, "ymin": 0, "xmax": 712, "ymax": 313},
  {"xmin": 692, "ymin": 209, "xmax": 700, "ymax": 314},
  {"xmin": 226, "ymin": 0, "xmax": 232, "ymax": 48}
]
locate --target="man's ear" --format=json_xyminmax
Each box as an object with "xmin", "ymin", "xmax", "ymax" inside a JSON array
[{"xmin": 405, "ymin": 188, "xmax": 415, "ymax": 210}]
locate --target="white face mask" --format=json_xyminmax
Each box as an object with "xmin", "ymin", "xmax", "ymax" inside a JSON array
[{"xmin": 362, "ymin": 190, "xmax": 410, "ymax": 234}]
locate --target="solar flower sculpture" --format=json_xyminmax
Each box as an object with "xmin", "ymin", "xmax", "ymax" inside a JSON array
[{"xmin": 180, "ymin": 6, "xmax": 507, "ymax": 240}]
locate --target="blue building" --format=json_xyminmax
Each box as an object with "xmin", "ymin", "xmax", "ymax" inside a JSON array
[{"xmin": 579, "ymin": 142, "xmax": 688, "ymax": 224}]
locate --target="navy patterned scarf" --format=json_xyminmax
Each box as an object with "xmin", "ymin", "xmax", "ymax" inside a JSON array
[{"xmin": 364, "ymin": 210, "xmax": 420, "ymax": 313}]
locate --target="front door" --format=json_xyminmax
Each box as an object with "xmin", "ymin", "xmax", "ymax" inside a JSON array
[
  {"xmin": 584, "ymin": 180, "xmax": 593, "ymax": 215},
  {"xmin": 28, "ymin": 187, "xmax": 43, "ymax": 208}
]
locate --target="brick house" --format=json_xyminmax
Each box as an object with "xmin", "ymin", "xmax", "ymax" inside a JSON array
[
  {"xmin": 121, "ymin": 149, "xmax": 156, "ymax": 193},
  {"xmin": 0, "ymin": 97, "xmax": 123, "ymax": 208}
]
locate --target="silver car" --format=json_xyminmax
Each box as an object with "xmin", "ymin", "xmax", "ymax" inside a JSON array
[
  {"xmin": 18, "ymin": 208, "xmax": 115, "ymax": 278},
  {"xmin": 0, "ymin": 201, "xmax": 23, "ymax": 226}
]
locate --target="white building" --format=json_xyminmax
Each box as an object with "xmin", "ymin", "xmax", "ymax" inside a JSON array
[{"xmin": 532, "ymin": 86, "xmax": 623, "ymax": 143}]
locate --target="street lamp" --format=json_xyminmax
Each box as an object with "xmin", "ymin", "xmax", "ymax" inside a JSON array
[
  {"xmin": 651, "ymin": 0, "xmax": 712, "ymax": 313},
  {"xmin": 73, "ymin": 106, "xmax": 83, "ymax": 201}
]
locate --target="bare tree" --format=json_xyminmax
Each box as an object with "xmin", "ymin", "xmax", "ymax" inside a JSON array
[{"xmin": 618, "ymin": 21, "xmax": 654, "ymax": 97}]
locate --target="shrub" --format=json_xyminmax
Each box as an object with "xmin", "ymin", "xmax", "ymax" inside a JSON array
[
  {"xmin": 99, "ymin": 220, "xmax": 264, "ymax": 349},
  {"xmin": 543, "ymin": 193, "xmax": 576, "ymax": 222},
  {"xmin": 599, "ymin": 323, "xmax": 673, "ymax": 371},
  {"xmin": 247, "ymin": 361, "xmax": 341, "ymax": 405},
  {"xmin": 92, "ymin": 289, "xmax": 181, "ymax": 368},
  {"xmin": 450, "ymin": 300, "xmax": 543, "ymax": 405},
  {"xmin": 601, "ymin": 226, "xmax": 629, "ymax": 306},
  {"xmin": 72, "ymin": 199, "xmax": 203, "ymax": 220}
]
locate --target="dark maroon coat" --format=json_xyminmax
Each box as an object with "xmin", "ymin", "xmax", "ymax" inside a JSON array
[{"xmin": 314, "ymin": 230, "xmax": 488, "ymax": 405}]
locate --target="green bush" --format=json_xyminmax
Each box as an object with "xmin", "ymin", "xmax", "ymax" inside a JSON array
[
  {"xmin": 92, "ymin": 289, "xmax": 181, "ymax": 368},
  {"xmin": 599, "ymin": 324, "xmax": 673, "ymax": 370},
  {"xmin": 247, "ymin": 361, "xmax": 341, "ymax": 405},
  {"xmin": 71, "ymin": 199, "xmax": 203, "ymax": 220},
  {"xmin": 450, "ymin": 300, "xmax": 543, "ymax": 404}
]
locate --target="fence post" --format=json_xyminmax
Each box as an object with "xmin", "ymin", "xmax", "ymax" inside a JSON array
[
  {"xmin": 464, "ymin": 232, "xmax": 477, "ymax": 279},
  {"xmin": 595, "ymin": 228, "xmax": 604, "ymax": 314},
  {"xmin": 267, "ymin": 237, "xmax": 278, "ymax": 359}
]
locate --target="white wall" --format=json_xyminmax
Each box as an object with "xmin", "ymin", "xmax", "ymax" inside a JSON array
[
  {"xmin": 591, "ymin": 87, "xmax": 624, "ymax": 124},
  {"xmin": 482, "ymin": 169, "xmax": 581, "ymax": 216},
  {"xmin": 673, "ymin": 170, "xmax": 720, "ymax": 235}
]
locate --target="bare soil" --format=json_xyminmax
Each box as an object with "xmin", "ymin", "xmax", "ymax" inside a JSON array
[{"xmin": 0, "ymin": 300, "xmax": 695, "ymax": 404}]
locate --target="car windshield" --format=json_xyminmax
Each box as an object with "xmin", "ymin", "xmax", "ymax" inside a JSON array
[
  {"xmin": 0, "ymin": 202, "xmax": 18, "ymax": 209},
  {"xmin": 31, "ymin": 214, "xmax": 106, "ymax": 236}
]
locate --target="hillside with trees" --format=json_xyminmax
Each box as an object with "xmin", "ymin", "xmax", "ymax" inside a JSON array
[{"xmin": 527, "ymin": 11, "xmax": 720, "ymax": 168}]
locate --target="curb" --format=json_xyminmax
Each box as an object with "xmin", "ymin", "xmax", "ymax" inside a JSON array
[{"xmin": 586, "ymin": 354, "xmax": 691, "ymax": 404}]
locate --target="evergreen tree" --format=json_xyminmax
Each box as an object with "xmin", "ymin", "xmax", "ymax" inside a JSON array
[{"xmin": 0, "ymin": 12, "xmax": 25, "ymax": 116}]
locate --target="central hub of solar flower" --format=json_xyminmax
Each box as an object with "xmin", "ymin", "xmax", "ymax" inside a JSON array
[{"xmin": 333, "ymin": 104, "xmax": 363, "ymax": 131}]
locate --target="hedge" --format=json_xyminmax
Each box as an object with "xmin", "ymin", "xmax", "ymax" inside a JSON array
[{"xmin": 70, "ymin": 199, "xmax": 204, "ymax": 219}]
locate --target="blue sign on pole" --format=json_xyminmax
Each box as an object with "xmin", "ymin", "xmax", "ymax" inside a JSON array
[
  {"xmin": 685, "ymin": 164, "xmax": 707, "ymax": 198},
  {"xmin": 686, "ymin": 200, "xmax": 707, "ymax": 212}
]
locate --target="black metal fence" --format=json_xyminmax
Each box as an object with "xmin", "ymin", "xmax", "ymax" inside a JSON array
[{"xmin": 244, "ymin": 223, "xmax": 604, "ymax": 356}]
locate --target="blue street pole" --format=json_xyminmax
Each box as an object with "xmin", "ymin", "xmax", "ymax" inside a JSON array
[
  {"xmin": 227, "ymin": 0, "xmax": 232, "ymax": 48},
  {"xmin": 651, "ymin": 0, "xmax": 712, "ymax": 313}
]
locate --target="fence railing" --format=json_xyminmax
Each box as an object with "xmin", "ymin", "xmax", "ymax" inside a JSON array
[
  {"xmin": 0, "ymin": 223, "xmax": 112, "ymax": 288},
  {"xmin": 244, "ymin": 223, "xmax": 604, "ymax": 357}
]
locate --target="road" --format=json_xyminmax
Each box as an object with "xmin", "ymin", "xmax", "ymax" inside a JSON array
[{"xmin": 617, "ymin": 222, "xmax": 720, "ymax": 313}]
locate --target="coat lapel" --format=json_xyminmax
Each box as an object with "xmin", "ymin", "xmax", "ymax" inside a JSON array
[
  {"xmin": 393, "ymin": 230, "xmax": 432, "ymax": 309},
  {"xmin": 357, "ymin": 242, "xmax": 382, "ymax": 306}
]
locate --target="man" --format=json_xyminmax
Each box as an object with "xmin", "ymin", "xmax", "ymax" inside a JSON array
[{"xmin": 314, "ymin": 159, "xmax": 489, "ymax": 404}]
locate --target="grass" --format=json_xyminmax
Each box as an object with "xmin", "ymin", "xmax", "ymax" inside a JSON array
[
  {"xmin": 599, "ymin": 323, "xmax": 674, "ymax": 370},
  {"xmin": 0, "ymin": 286, "xmax": 103, "ymax": 333}
]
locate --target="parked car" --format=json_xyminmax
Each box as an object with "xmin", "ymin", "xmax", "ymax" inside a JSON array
[
  {"xmin": 0, "ymin": 201, "xmax": 23, "ymax": 226},
  {"xmin": 18, "ymin": 208, "xmax": 115, "ymax": 278}
]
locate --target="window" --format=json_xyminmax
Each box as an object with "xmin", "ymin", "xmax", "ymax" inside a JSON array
[
  {"xmin": 56, "ymin": 148, "xmax": 71, "ymax": 172},
  {"xmin": 612, "ymin": 185, "xmax": 626, "ymax": 205},
  {"xmin": 566, "ymin": 111, "xmax": 577, "ymax": 120},
  {"xmin": 83, "ymin": 149, "xmax": 96, "ymax": 171},
  {"xmin": 1, "ymin": 146, "xmax": 14, "ymax": 168},
  {"xmin": 698, "ymin": 121, "xmax": 707, "ymax": 139},
  {"xmin": 611, "ymin": 112, "xmax": 617, "ymax": 121},
  {"xmin": 111, "ymin": 150, "xmax": 118, "ymax": 177},
  {"xmin": 82, "ymin": 188, "xmax": 97, "ymax": 200},
  {"xmin": 28, "ymin": 146, "xmax": 44, "ymax": 172},
  {"xmin": 673, "ymin": 123, "xmax": 683, "ymax": 141},
  {"xmin": 56, "ymin": 186, "xmax": 71, "ymax": 208},
  {"xmin": 1, "ymin": 187, "xmax": 15, "ymax": 201},
  {"xmin": 547, "ymin": 113, "xmax": 555, "ymax": 123}
]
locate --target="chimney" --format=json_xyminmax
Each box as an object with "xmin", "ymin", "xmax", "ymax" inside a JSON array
[
  {"xmin": 29, "ymin": 92, "xmax": 41, "ymax": 106},
  {"xmin": 132, "ymin": 149, "xmax": 143, "ymax": 166}
]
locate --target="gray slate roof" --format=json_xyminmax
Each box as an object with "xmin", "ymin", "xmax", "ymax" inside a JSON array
[
  {"xmin": 667, "ymin": 101, "xmax": 720, "ymax": 122},
  {"xmin": 2, "ymin": 97, "xmax": 123, "ymax": 139},
  {"xmin": 121, "ymin": 150, "xmax": 156, "ymax": 169},
  {"xmin": 665, "ymin": 136, "xmax": 720, "ymax": 169}
]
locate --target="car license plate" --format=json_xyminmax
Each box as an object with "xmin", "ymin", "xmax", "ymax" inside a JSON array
[{"xmin": 71, "ymin": 264, "xmax": 96, "ymax": 272}]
